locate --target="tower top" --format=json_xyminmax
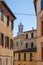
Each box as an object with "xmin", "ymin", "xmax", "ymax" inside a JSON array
[{"xmin": 17, "ymin": 22, "xmax": 24, "ymax": 36}]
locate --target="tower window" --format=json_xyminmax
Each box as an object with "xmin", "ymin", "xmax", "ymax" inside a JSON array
[
  {"xmin": 1, "ymin": 9, "xmax": 4, "ymax": 21},
  {"xmin": 26, "ymin": 34, "xmax": 28, "ymax": 39}
]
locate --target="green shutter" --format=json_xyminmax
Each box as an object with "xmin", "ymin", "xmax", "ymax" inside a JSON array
[
  {"xmin": 26, "ymin": 34, "xmax": 28, "ymax": 39},
  {"xmin": 18, "ymin": 53, "xmax": 20, "ymax": 61},
  {"xmin": 16, "ymin": 42, "xmax": 18, "ymax": 46},
  {"xmin": 24, "ymin": 53, "xmax": 26, "ymax": 61},
  {"xmin": 30, "ymin": 53, "xmax": 32, "ymax": 61},
  {"xmin": 20, "ymin": 41, "xmax": 22, "ymax": 46}
]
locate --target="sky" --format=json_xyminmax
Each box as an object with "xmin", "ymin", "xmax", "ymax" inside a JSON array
[{"xmin": 5, "ymin": 0, "xmax": 37, "ymax": 37}]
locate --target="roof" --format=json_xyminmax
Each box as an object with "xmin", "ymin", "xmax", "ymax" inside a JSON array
[
  {"xmin": 14, "ymin": 47, "xmax": 37, "ymax": 53},
  {"xmin": 1, "ymin": 1, "xmax": 16, "ymax": 19},
  {"xmin": 24, "ymin": 29, "xmax": 37, "ymax": 33}
]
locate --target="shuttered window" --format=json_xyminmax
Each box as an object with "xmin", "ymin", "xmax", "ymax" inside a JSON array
[
  {"xmin": 5, "ymin": 36, "xmax": 9, "ymax": 48},
  {"xmin": 26, "ymin": 34, "xmax": 28, "ymax": 39},
  {"xmin": 7, "ymin": 15, "xmax": 9, "ymax": 26},
  {"xmin": 10, "ymin": 39, "xmax": 13, "ymax": 49},
  {"xmin": 24, "ymin": 53, "xmax": 26, "ymax": 61},
  {"xmin": 0, "ymin": 33, "xmax": 4, "ymax": 47},
  {"xmin": 18, "ymin": 53, "xmax": 20, "ymax": 61},
  {"xmin": 1, "ymin": 9, "xmax": 4, "ymax": 21}
]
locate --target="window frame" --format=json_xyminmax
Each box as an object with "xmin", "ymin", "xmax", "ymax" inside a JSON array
[
  {"xmin": 18, "ymin": 53, "xmax": 20, "ymax": 61},
  {"xmin": 26, "ymin": 34, "xmax": 28, "ymax": 39},
  {"xmin": 24, "ymin": 53, "xmax": 26, "ymax": 61},
  {"xmin": 1, "ymin": 9, "xmax": 4, "ymax": 21},
  {"xmin": 31, "ymin": 33, "xmax": 34, "ymax": 38}
]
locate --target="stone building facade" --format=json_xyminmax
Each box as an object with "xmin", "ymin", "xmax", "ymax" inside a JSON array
[{"xmin": 0, "ymin": 1, "xmax": 16, "ymax": 65}]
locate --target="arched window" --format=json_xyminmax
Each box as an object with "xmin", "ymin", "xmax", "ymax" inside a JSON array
[
  {"xmin": 41, "ymin": 0, "xmax": 43, "ymax": 10},
  {"xmin": 31, "ymin": 42, "xmax": 34, "ymax": 48},
  {"xmin": 26, "ymin": 43, "xmax": 28, "ymax": 48}
]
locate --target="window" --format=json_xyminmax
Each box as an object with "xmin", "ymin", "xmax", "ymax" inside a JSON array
[
  {"xmin": 26, "ymin": 43, "xmax": 28, "ymax": 48},
  {"xmin": 26, "ymin": 34, "xmax": 28, "ymax": 39},
  {"xmin": 41, "ymin": 0, "xmax": 43, "ymax": 10},
  {"xmin": 10, "ymin": 39, "xmax": 13, "ymax": 49},
  {"xmin": 24, "ymin": 53, "xmax": 26, "ymax": 61},
  {"xmin": 18, "ymin": 64, "xmax": 20, "ymax": 65},
  {"xmin": 5, "ymin": 36, "xmax": 9, "ymax": 48},
  {"xmin": 30, "ymin": 53, "xmax": 33, "ymax": 61},
  {"xmin": 13, "ymin": 52, "xmax": 15, "ymax": 57},
  {"xmin": 0, "ymin": 33, "xmax": 4, "ymax": 47},
  {"xmin": 31, "ymin": 33, "xmax": 34, "ymax": 38},
  {"xmin": 20, "ymin": 41, "xmax": 22, "ymax": 46},
  {"xmin": 18, "ymin": 53, "xmax": 20, "ymax": 61},
  {"xmin": 6, "ymin": 58, "xmax": 8, "ymax": 65},
  {"xmin": 16, "ymin": 42, "xmax": 18, "ymax": 46},
  {"xmin": 11, "ymin": 20, "xmax": 13, "ymax": 30},
  {"xmin": 1, "ymin": 9, "xmax": 4, "ymax": 21},
  {"xmin": 0, "ymin": 58, "xmax": 2, "ymax": 65},
  {"xmin": 11, "ymin": 58, "xmax": 13, "ymax": 65},
  {"xmin": 7, "ymin": 15, "xmax": 9, "ymax": 26},
  {"xmin": 41, "ymin": 21, "xmax": 43, "ymax": 35},
  {"xmin": 31, "ymin": 42, "xmax": 34, "ymax": 48}
]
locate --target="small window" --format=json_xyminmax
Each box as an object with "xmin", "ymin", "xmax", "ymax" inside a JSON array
[
  {"xmin": 20, "ymin": 41, "xmax": 22, "ymax": 46},
  {"xmin": 5, "ymin": 36, "xmax": 9, "ymax": 48},
  {"xmin": 30, "ymin": 53, "xmax": 33, "ymax": 61},
  {"xmin": 7, "ymin": 15, "xmax": 9, "ymax": 26},
  {"xmin": 24, "ymin": 53, "xmax": 26, "ymax": 61},
  {"xmin": 31, "ymin": 42, "xmax": 34, "ymax": 48},
  {"xmin": 31, "ymin": 33, "xmax": 34, "ymax": 38},
  {"xmin": 26, "ymin": 43, "xmax": 28, "ymax": 48},
  {"xmin": 1, "ymin": 9, "xmax": 4, "ymax": 21},
  {"xmin": 18, "ymin": 53, "xmax": 20, "ymax": 61},
  {"xmin": 6, "ymin": 58, "xmax": 8, "ymax": 65},
  {"xmin": 26, "ymin": 34, "xmax": 28, "ymax": 39},
  {"xmin": 11, "ymin": 58, "xmax": 13, "ymax": 65},
  {"xmin": 11, "ymin": 20, "xmax": 13, "ymax": 30},
  {"xmin": 0, "ymin": 33, "xmax": 4, "ymax": 47},
  {"xmin": 16, "ymin": 42, "xmax": 18, "ymax": 46},
  {"xmin": 10, "ymin": 39, "xmax": 13, "ymax": 49},
  {"xmin": 13, "ymin": 52, "xmax": 15, "ymax": 56}
]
